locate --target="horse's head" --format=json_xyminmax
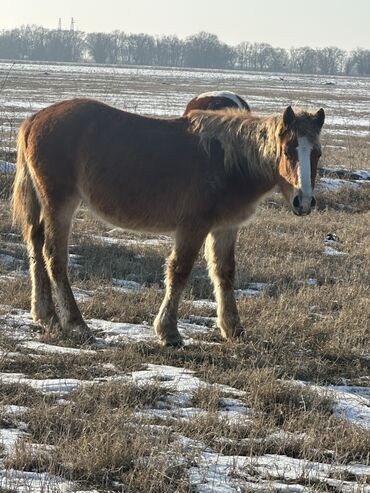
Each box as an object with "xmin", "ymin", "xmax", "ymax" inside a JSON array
[{"xmin": 277, "ymin": 106, "xmax": 325, "ymax": 216}]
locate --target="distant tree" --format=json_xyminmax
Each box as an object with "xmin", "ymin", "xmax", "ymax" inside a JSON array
[
  {"xmin": 0, "ymin": 24, "xmax": 369, "ymax": 77},
  {"xmin": 290, "ymin": 46, "xmax": 318, "ymax": 74},
  {"xmin": 234, "ymin": 41, "xmax": 253, "ymax": 70},
  {"xmin": 269, "ymin": 47, "xmax": 290, "ymax": 72},
  {"xmin": 0, "ymin": 29, "xmax": 23, "ymax": 59},
  {"xmin": 127, "ymin": 33, "xmax": 156, "ymax": 65},
  {"xmin": 42, "ymin": 30, "xmax": 84, "ymax": 62},
  {"xmin": 155, "ymin": 35, "xmax": 184, "ymax": 67},
  {"xmin": 345, "ymin": 48, "xmax": 370, "ymax": 76},
  {"xmin": 86, "ymin": 32, "xmax": 117, "ymax": 64},
  {"xmin": 316, "ymin": 47, "xmax": 345, "ymax": 75},
  {"xmin": 184, "ymin": 32, "xmax": 232, "ymax": 69}
]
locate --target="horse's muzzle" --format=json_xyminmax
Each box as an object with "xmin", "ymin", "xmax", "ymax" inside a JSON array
[{"xmin": 292, "ymin": 195, "xmax": 316, "ymax": 216}]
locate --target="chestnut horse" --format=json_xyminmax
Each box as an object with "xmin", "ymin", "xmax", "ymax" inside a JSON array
[
  {"xmin": 12, "ymin": 99, "xmax": 324, "ymax": 345},
  {"xmin": 184, "ymin": 90, "xmax": 250, "ymax": 115}
]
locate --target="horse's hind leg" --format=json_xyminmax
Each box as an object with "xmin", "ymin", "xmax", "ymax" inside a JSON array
[
  {"xmin": 154, "ymin": 227, "xmax": 207, "ymax": 346},
  {"xmin": 205, "ymin": 228, "xmax": 243, "ymax": 340},
  {"xmin": 24, "ymin": 221, "xmax": 59, "ymax": 331},
  {"xmin": 42, "ymin": 200, "xmax": 93, "ymax": 343}
]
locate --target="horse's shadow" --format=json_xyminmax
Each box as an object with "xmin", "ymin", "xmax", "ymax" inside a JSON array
[{"xmin": 69, "ymin": 240, "xmax": 214, "ymax": 300}]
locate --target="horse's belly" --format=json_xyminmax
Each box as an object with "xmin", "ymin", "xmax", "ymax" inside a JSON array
[{"xmin": 80, "ymin": 189, "xmax": 179, "ymax": 233}]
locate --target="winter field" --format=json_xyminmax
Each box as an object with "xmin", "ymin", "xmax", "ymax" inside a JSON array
[{"xmin": 0, "ymin": 61, "xmax": 369, "ymax": 492}]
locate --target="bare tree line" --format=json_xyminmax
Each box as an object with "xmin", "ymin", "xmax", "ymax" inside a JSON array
[{"xmin": 0, "ymin": 25, "xmax": 369, "ymax": 76}]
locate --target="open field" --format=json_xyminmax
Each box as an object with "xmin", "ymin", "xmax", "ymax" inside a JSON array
[
  {"xmin": 0, "ymin": 62, "xmax": 369, "ymax": 491},
  {"xmin": 0, "ymin": 60, "xmax": 370, "ymax": 168}
]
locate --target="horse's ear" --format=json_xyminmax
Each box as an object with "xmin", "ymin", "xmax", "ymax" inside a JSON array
[
  {"xmin": 314, "ymin": 108, "xmax": 325, "ymax": 130},
  {"xmin": 283, "ymin": 106, "xmax": 296, "ymax": 128}
]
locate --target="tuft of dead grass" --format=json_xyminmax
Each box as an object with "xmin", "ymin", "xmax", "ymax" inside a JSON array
[{"xmin": 7, "ymin": 381, "xmax": 190, "ymax": 491}]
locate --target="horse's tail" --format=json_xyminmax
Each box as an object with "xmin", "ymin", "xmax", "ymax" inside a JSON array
[{"xmin": 12, "ymin": 119, "xmax": 41, "ymax": 236}]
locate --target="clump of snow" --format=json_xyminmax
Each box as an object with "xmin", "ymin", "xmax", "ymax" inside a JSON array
[
  {"xmin": 0, "ymin": 468, "xmax": 96, "ymax": 493},
  {"xmin": 2, "ymin": 405, "xmax": 29, "ymax": 416},
  {"xmin": 90, "ymin": 317, "xmax": 157, "ymax": 343},
  {"xmin": 131, "ymin": 364, "xmax": 244, "ymax": 397},
  {"xmin": 68, "ymin": 253, "xmax": 82, "ymax": 270},
  {"xmin": 188, "ymin": 447, "xmax": 370, "ymax": 493},
  {"xmin": 191, "ymin": 282, "xmax": 268, "ymax": 309},
  {"xmin": 0, "ymin": 372, "xmax": 91, "ymax": 395},
  {"xmin": 187, "ymin": 315, "xmax": 216, "ymax": 327},
  {"xmin": 324, "ymin": 246, "xmax": 345, "ymax": 256},
  {"xmin": 21, "ymin": 340, "xmax": 96, "ymax": 355},
  {"xmin": 191, "ymin": 300, "xmax": 218, "ymax": 310},
  {"xmin": 0, "ymin": 309, "xmax": 36, "ymax": 341},
  {"xmin": 71, "ymin": 287, "xmax": 93, "ymax": 302},
  {"xmin": 0, "ymin": 271, "xmax": 28, "ymax": 282},
  {"xmin": 91, "ymin": 234, "xmax": 171, "ymax": 247},
  {"xmin": 112, "ymin": 278, "xmax": 143, "ymax": 293},
  {"xmin": 0, "ymin": 160, "xmax": 15, "ymax": 173},
  {"xmin": 306, "ymin": 278, "xmax": 318, "ymax": 286},
  {"xmin": 0, "ymin": 254, "xmax": 23, "ymax": 267},
  {"xmin": 0, "ymin": 428, "xmax": 26, "ymax": 455},
  {"xmin": 316, "ymin": 177, "xmax": 361, "ymax": 192},
  {"xmin": 352, "ymin": 169, "xmax": 370, "ymax": 180},
  {"xmin": 311, "ymin": 384, "xmax": 370, "ymax": 430},
  {"xmin": 320, "ymin": 166, "xmax": 370, "ymax": 181}
]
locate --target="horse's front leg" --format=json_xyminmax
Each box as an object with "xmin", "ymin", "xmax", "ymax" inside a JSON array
[
  {"xmin": 154, "ymin": 227, "xmax": 207, "ymax": 346},
  {"xmin": 205, "ymin": 228, "xmax": 244, "ymax": 340}
]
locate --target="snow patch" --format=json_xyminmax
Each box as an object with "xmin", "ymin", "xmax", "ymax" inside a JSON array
[
  {"xmin": 0, "ymin": 428, "xmax": 26, "ymax": 455},
  {"xmin": 324, "ymin": 246, "xmax": 345, "ymax": 256},
  {"xmin": 0, "ymin": 254, "xmax": 23, "ymax": 267},
  {"xmin": 91, "ymin": 234, "xmax": 171, "ymax": 247},
  {"xmin": 0, "ymin": 373, "xmax": 90, "ymax": 395},
  {"xmin": 312, "ymin": 384, "xmax": 370, "ymax": 430},
  {"xmin": 112, "ymin": 278, "xmax": 143, "ymax": 293},
  {"xmin": 0, "ymin": 468, "xmax": 96, "ymax": 493},
  {"xmin": 131, "ymin": 364, "xmax": 245, "ymax": 397},
  {"xmin": 21, "ymin": 340, "xmax": 96, "ymax": 355},
  {"xmin": 0, "ymin": 160, "xmax": 15, "ymax": 173}
]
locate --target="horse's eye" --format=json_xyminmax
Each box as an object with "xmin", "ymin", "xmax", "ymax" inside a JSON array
[{"xmin": 317, "ymin": 150, "xmax": 322, "ymax": 158}]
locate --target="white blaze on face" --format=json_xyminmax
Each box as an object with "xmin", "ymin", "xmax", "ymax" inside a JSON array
[{"xmin": 297, "ymin": 136, "xmax": 313, "ymax": 205}]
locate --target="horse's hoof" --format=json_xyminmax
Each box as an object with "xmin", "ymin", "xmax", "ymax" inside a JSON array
[
  {"xmin": 63, "ymin": 323, "xmax": 96, "ymax": 345},
  {"xmin": 234, "ymin": 327, "xmax": 246, "ymax": 339},
  {"xmin": 36, "ymin": 313, "xmax": 61, "ymax": 331},
  {"xmin": 160, "ymin": 335, "xmax": 184, "ymax": 347},
  {"xmin": 74, "ymin": 329, "xmax": 96, "ymax": 346},
  {"xmin": 220, "ymin": 326, "xmax": 245, "ymax": 341}
]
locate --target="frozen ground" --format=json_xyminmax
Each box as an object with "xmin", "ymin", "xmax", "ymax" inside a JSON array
[
  {"xmin": 0, "ymin": 241, "xmax": 369, "ymax": 492},
  {"xmin": 0, "ymin": 305, "xmax": 369, "ymax": 492}
]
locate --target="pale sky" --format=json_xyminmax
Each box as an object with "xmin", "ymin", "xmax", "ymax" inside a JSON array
[{"xmin": 2, "ymin": 0, "xmax": 370, "ymax": 51}]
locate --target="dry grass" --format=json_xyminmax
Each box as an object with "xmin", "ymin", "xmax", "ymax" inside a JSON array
[
  {"xmin": 0, "ymin": 382, "xmax": 49, "ymax": 408},
  {"xmin": 6, "ymin": 381, "xmax": 190, "ymax": 491},
  {"xmin": 174, "ymin": 374, "xmax": 370, "ymax": 466},
  {"xmin": 0, "ymin": 351, "xmax": 119, "ymax": 380}
]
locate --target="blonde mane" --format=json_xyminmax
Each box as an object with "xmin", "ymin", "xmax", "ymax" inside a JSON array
[
  {"xmin": 189, "ymin": 108, "xmax": 280, "ymax": 183},
  {"xmin": 188, "ymin": 107, "xmax": 321, "ymax": 183}
]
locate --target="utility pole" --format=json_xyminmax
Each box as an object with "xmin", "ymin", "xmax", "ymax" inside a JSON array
[
  {"xmin": 58, "ymin": 18, "xmax": 62, "ymax": 31},
  {"xmin": 70, "ymin": 17, "xmax": 75, "ymax": 32}
]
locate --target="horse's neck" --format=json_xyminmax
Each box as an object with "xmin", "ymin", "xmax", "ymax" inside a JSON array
[
  {"xmin": 258, "ymin": 115, "xmax": 281, "ymax": 165},
  {"xmin": 240, "ymin": 115, "xmax": 281, "ymax": 186}
]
